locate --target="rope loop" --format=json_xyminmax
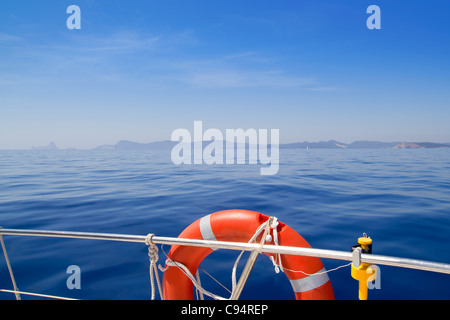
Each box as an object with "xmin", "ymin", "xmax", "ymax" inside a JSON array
[
  {"xmin": 145, "ymin": 233, "xmax": 163, "ymax": 300},
  {"xmin": 146, "ymin": 234, "xmax": 159, "ymax": 263}
]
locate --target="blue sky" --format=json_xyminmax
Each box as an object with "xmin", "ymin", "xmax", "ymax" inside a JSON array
[{"xmin": 1, "ymin": 0, "xmax": 449, "ymax": 149}]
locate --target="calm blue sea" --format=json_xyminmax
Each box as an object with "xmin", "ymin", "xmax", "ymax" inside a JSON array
[{"xmin": 0, "ymin": 148, "xmax": 449, "ymax": 300}]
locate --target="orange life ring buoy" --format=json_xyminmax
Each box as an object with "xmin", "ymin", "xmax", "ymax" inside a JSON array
[{"xmin": 162, "ymin": 209, "xmax": 334, "ymax": 300}]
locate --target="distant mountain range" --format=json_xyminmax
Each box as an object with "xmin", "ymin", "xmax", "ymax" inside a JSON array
[
  {"xmin": 31, "ymin": 142, "xmax": 60, "ymax": 150},
  {"xmin": 93, "ymin": 140, "xmax": 176, "ymax": 150},
  {"xmin": 32, "ymin": 140, "xmax": 450, "ymax": 151},
  {"xmin": 280, "ymin": 140, "xmax": 450, "ymax": 149}
]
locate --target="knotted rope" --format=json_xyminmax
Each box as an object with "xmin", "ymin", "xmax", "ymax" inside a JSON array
[{"xmin": 145, "ymin": 233, "xmax": 163, "ymax": 300}]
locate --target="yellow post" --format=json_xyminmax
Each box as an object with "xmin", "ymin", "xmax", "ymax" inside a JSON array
[
  {"xmin": 351, "ymin": 261, "xmax": 376, "ymax": 300},
  {"xmin": 351, "ymin": 235, "xmax": 376, "ymax": 300}
]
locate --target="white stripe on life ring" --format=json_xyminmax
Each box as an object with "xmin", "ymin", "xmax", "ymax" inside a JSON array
[
  {"xmin": 289, "ymin": 268, "xmax": 330, "ymax": 293},
  {"xmin": 199, "ymin": 214, "xmax": 217, "ymax": 242}
]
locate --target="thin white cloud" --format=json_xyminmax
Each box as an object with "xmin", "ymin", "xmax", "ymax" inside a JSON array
[
  {"xmin": 0, "ymin": 30, "xmax": 164, "ymax": 85},
  {"xmin": 306, "ymin": 86, "xmax": 343, "ymax": 92},
  {"xmin": 33, "ymin": 31, "xmax": 161, "ymax": 54},
  {"xmin": 223, "ymin": 51, "xmax": 256, "ymax": 60},
  {"xmin": 0, "ymin": 33, "xmax": 22, "ymax": 42},
  {"xmin": 1, "ymin": 29, "xmax": 335, "ymax": 91},
  {"xmin": 187, "ymin": 69, "xmax": 316, "ymax": 88},
  {"xmin": 223, "ymin": 51, "xmax": 274, "ymax": 64}
]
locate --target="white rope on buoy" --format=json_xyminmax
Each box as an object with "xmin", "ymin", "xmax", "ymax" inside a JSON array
[{"xmin": 158, "ymin": 216, "xmax": 281, "ymax": 300}]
